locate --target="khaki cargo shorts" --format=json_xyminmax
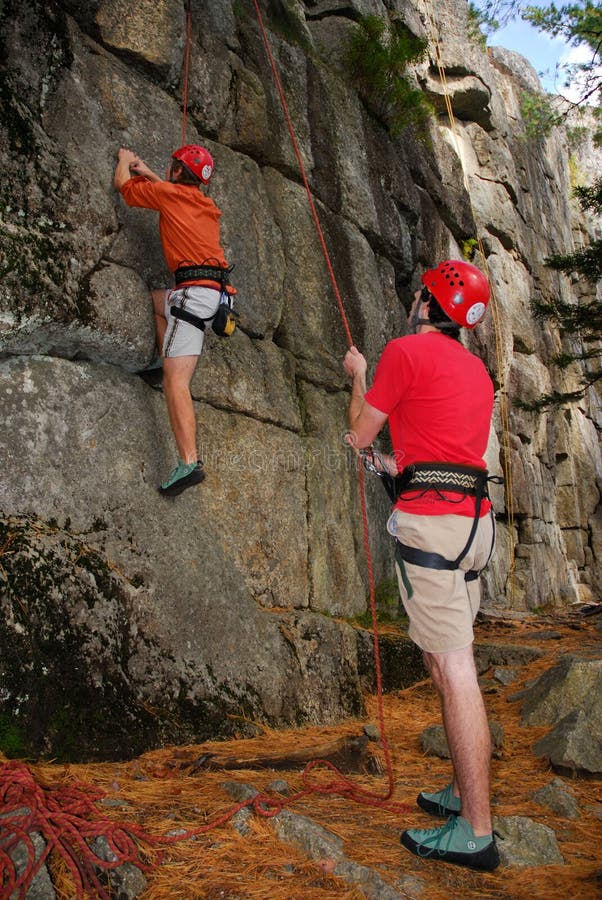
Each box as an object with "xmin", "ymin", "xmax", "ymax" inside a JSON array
[
  {"xmin": 386, "ymin": 509, "xmax": 495, "ymax": 654},
  {"xmin": 163, "ymin": 286, "xmax": 221, "ymax": 357}
]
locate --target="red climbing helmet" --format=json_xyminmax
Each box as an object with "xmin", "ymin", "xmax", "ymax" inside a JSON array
[
  {"xmin": 421, "ymin": 259, "xmax": 490, "ymax": 329},
  {"xmin": 172, "ymin": 144, "xmax": 214, "ymax": 184}
]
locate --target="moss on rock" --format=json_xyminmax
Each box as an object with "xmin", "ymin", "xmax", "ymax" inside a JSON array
[{"xmin": 0, "ymin": 514, "xmax": 253, "ymax": 762}]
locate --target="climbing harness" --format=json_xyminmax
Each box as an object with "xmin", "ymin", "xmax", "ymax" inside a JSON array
[
  {"xmin": 393, "ymin": 462, "xmax": 502, "ymax": 582},
  {"xmin": 174, "ymin": 263, "xmax": 234, "ymax": 288},
  {"xmin": 359, "ymin": 446, "xmax": 502, "ymax": 582},
  {"xmin": 172, "ymin": 260, "xmax": 239, "ymax": 337},
  {"xmin": 171, "ymin": 293, "xmax": 238, "ymax": 337}
]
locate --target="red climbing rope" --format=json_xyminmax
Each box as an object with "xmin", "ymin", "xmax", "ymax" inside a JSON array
[
  {"xmin": 250, "ymin": 0, "xmax": 401, "ymax": 807},
  {"xmin": 0, "ymin": 755, "xmax": 410, "ymax": 899},
  {"xmin": 250, "ymin": 0, "xmax": 354, "ymax": 349},
  {"xmin": 0, "ymin": 760, "xmax": 156, "ymax": 899},
  {"xmin": 175, "ymin": 0, "xmax": 407, "ymax": 815}
]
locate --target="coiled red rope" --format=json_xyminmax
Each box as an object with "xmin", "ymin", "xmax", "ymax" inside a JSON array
[
  {"xmin": 0, "ymin": 753, "xmax": 412, "ymax": 899},
  {"xmin": 0, "ymin": 760, "xmax": 156, "ymax": 899}
]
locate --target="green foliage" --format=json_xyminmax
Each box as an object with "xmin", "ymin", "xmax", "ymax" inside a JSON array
[
  {"xmin": 345, "ymin": 15, "xmax": 432, "ymax": 137},
  {"xmin": 567, "ymin": 125, "xmax": 589, "ymax": 150},
  {"xmin": 593, "ymin": 105, "xmax": 602, "ymax": 147},
  {"xmin": 461, "ymin": 237, "xmax": 479, "ymax": 260},
  {"xmin": 469, "ymin": 0, "xmax": 512, "ymax": 31},
  {"xmin": 546, "ymin": 239, "xmax": 602, "ymax": 280},
  {"xmin": 516, "ymin": 381, "xmax": 600, "ymax": 411},
  {"xmin": 519, "ymin": 177, "xmax": 602, "ymax": 411},
  {"xmin": 0, "ymin": 714, "xmax": 28, "ymax": 758},
  {"xmin": 522, "ymin": 1, "xmax": 601, "ymax": 53},
  {"xmin": 520, "ymin": 91, "xmax": 562, "ymax": 138},
  {"xmin": 467, "ymin": 3, "xmax": 490, "ymax": 46},
  {"xmin": 545, "ymin": 178, "xmax": 602, "ymax": 283},
  {"xmin": 523, "ymin": 1, "xmax": 602, "ymax": 135},
  {"xmin": 532, "ymin": 293, "xmax": 602, "ymax": 333},
  {"xmin": 574, "ymin": 178, "xmax": 602, "ymax": 210}
]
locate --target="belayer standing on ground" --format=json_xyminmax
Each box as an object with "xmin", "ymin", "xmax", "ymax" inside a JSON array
[
  {"xmin": 343, "ymin": 260, "xmax": 500, "ymax": 872},
  {"xmin": 113, "ymin": 144, "xmax": 234, "ymax": 497}
]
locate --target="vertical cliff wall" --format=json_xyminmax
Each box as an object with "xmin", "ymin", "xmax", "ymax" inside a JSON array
[{"xmin": 0, "ymin": 0, "xmax": 600, "ymax": 758}]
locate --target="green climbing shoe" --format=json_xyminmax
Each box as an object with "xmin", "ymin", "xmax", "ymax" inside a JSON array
[
  {"xmin": 401, "ymin": 815, "xmax": 500, "ymax": 871},
  {"xmin": 159, "ymin": 460, "xmax": 205, "ymax": 497},
  {"xmin": 417, "ymin": 783, "xmax": 462, "ymax": 818}
]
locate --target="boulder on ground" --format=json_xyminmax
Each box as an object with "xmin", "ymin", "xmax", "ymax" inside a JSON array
[{"xmin": 493, "ymin": 815, "xmax": 564, "ymax": 867}]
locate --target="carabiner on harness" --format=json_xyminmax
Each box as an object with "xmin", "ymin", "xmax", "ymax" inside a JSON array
[
  {"xmin": 342, "ymin": 436, "xmax": 400, "ymax": 503},
  {"xmin": 359, "ymin": 446, "xmax": 390, "ymax": 478}
]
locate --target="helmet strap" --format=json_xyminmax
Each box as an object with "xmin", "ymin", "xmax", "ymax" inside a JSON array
[
  {"xmin": 434, "ymin": 319, "xmax": 461, "ymax": 332},
  {"xmin": 409, "ymin": 314, "xmax": 431, "ymax": 334}
]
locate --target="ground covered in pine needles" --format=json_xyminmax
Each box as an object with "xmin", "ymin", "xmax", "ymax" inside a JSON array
[{"xmin": 14, "ymin": 614, "xmax": 602, "ymax": 899}]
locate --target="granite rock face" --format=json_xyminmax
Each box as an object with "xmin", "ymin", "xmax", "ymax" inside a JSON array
[{"xmin": 0, "ymin": 0, "xmax": 600, "ymax": 756}]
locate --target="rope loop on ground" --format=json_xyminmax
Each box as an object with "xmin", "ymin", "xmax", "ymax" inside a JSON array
[{"xmin": 0, "ymin": 759, "xmax": 157, "ymax": 900}]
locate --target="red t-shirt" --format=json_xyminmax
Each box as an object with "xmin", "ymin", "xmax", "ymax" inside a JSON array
[
  {"xmin": 120, "ymin": 177, "xmax": 228, "ymax": 286},
  {"xmin": 364, "ymin": 331, "xmax": 494, "ymax": 516}
]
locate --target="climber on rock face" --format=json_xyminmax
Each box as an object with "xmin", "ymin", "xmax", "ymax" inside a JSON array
[
  {"xmin": 113, "ymin": 144, "xmax": 233, "ymax": 497},
  {"xmin": 343, "ymin": 260, "xmax": 501, "ymax": 872}
]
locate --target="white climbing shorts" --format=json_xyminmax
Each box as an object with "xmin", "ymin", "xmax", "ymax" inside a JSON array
[{"xmin": 162, "ymin": 286, "xmax": 221, "ymax": 357}]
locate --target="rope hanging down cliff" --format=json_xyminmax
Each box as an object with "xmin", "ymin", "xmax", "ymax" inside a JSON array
[
  {"xmin": 250, "ymin": 0, "xmax": 400, "ymax": 805},
  {"xmin": 179, "ymin": 10, "xmax": 387, "ymax": 727}
]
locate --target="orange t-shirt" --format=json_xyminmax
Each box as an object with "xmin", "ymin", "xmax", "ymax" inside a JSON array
[{"xmin": 120, "ymin": 177, "xmax": 229, "ymax": 286}]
